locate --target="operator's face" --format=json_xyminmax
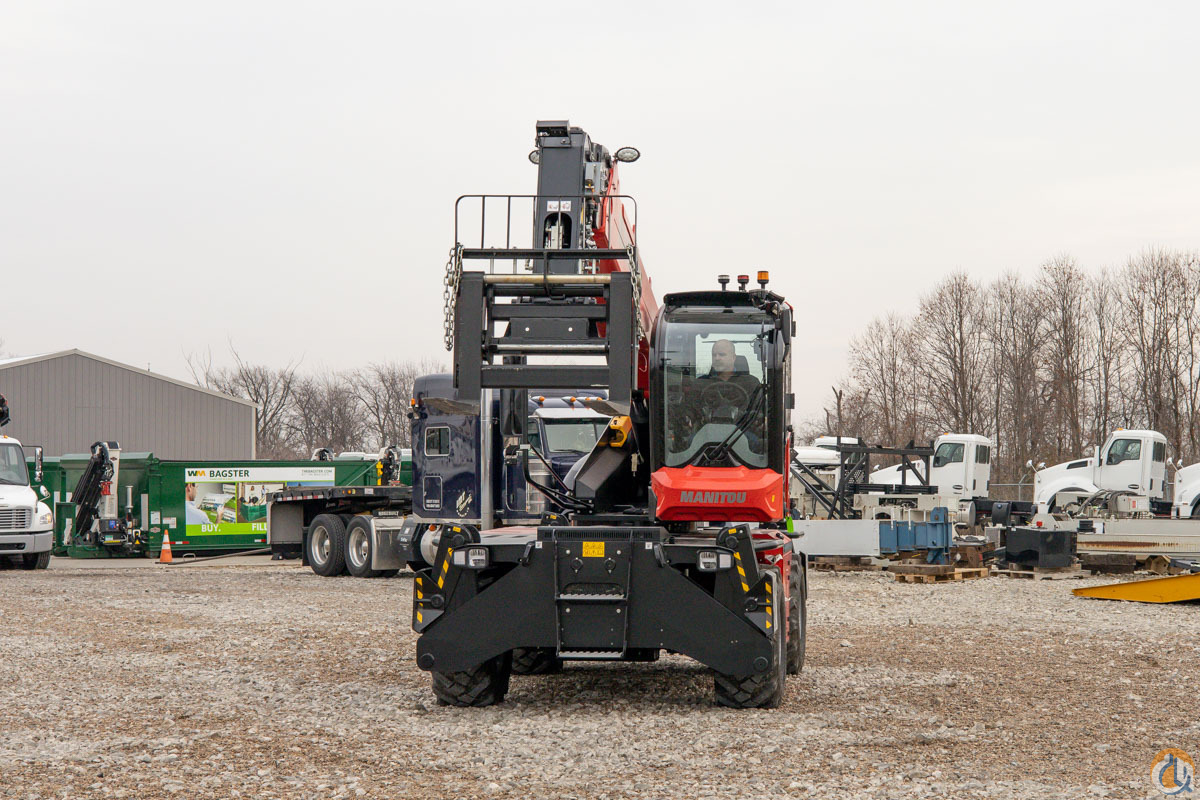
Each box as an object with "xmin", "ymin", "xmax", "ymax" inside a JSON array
[{"xmin": 711, "ymin": 340, "xmax": 736, "ymax": 375}]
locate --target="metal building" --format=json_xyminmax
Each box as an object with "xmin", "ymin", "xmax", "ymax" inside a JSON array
[{"xmin": 0, "ymin": 349, "xmax": 256, "ymax": 459}]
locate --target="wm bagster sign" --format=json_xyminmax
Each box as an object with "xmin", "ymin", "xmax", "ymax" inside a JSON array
[{"xmin": 185, "ymin": 467, "xmax": 335, "ymax": 482}]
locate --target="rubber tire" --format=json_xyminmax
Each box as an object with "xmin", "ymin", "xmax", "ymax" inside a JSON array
[
  {"xmin": 20, "ymin": 551, "xmax": 51, "ymax": 570},
  {"xmin": 510, "ymin": 647, "xmax": 563, "ymax": 675},
  {"xmin": 786, "ymin": 553, "xmax": 807, "ymax": 674},
  {"xmin": 432, "ymin": 652, "xmax": 512, "ymax": 707},
  {"xmin": 307, "ymin": 514, "xmax": 347, "ymax": 577},
  {"xmin": 714, "ymin": 569, "xmax": 786, "ymax": 709},
  {"xmin": 344, "ymin": 517, "xmax": 381, "ymax": 578}
]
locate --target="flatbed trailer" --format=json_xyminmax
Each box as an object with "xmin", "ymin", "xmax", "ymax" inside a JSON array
[{"xmin": 267, "ymin": 484, "xmax": 414, "ymax": 577}]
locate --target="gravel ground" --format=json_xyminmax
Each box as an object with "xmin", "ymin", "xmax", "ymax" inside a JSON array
[{"xmin": 1, "ymin": 561, "xmax": 1197, "ymax": 799}]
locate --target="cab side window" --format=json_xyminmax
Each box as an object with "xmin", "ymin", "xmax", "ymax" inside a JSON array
[
  {"xmin": 975, "ymin": 445, "xmax": 990, "ymax": 465},
  {"xmin": 933, "ymin": 443, "xmax": 964, "ymax": 468},
  {"xmin": 1105, "ymin": 438, "xmax": 1141, "ymax": 465},
  {"xmin": 1152, "ymin": 441, "xmax": 1166, "ymax": 462},
  {"xmin": 425, "ymin": 426, "xmax": 450, "ymax": 457}
]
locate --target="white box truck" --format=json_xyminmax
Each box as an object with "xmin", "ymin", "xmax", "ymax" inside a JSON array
[{"xmin": 0, "ymin": 397, "xmax": 54, "ymax": 568}]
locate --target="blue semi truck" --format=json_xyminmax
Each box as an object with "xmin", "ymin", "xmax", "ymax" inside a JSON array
[{"xmin": 266, "ymin": 378, "xmax": 610, "ymax": 577}]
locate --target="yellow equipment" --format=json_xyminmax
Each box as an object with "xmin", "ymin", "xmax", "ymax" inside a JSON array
[{"xmin": 1073, "ymin": 572, "xmax": 1200, "ymax": 604}]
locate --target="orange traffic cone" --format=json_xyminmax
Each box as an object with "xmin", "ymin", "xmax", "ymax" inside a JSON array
[{"xmin": 158, "ymin": 532, "xmax": 173, "ymax": 564}]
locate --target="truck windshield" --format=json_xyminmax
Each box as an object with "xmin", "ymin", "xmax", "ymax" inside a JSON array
[
  {"xmin": 542, "ymin": 420, "xmax": 607, "ymax": 454},
  {"xmin": 933, "ymin": 443, "xmax": 965, "ymax": 467},
  {"xmin": 0, "ymin": 444, "xmax": 29, "ymax": 485},
  {"xmin": 661, "ymin": 319, "xmax": 770, "ymax": 469}
]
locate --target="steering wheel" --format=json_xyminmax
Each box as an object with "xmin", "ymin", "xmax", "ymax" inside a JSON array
[{"xmin": 699, "ymin": 380, "xmax": 750, "ymax": 412}]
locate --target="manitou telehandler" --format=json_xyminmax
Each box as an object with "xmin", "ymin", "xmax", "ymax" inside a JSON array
[{"xmin": 411, "ymin": 121, "xmax": 805, "ymax": 708}]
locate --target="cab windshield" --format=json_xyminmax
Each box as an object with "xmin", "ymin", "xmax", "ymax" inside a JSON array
[
  {"xmin": 542, "ymin": 419, "xmax": 607, "ymax": 455},
  {"xmin": 661, "ymin": 318, "xmax": 770, "ymax": 468},
  {"xmin": 0, "ymin": 444, "xmax": 29, "ymax": 486}
]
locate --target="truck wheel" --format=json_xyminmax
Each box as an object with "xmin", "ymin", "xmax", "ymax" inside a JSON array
[
  {"xmin": 345, "ymin": 517, "xmax": 381, "ymax": 578},
  {"xmin": 786, "ymin": 553, "xmax": 806, "ymax": 674},
  {"xmin": 714, "ymin": 569, "xmax": 786, "ymax": 709},
  {"xmin": 510, "ymin": 647, "xmax": 563, "ymax": 675},
  {"xmin": 431, "ymin": 652, "xmax": 512, "ymax": 707},
  {"xmin": 20, "ymin": 551, "xmax": 51, "ymax": 570},
  {"xmin": 307, "ymin": 514, "xmax": 347, "ymax": 577}
]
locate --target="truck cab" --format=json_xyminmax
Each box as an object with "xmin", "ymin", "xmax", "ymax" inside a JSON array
[
  {"xmin": 408, "ymin": 374, "xmax": 609, "ymax": 528},
  {"xmin": 1034, "ymin": 429, "xmax": 1168, "ymax": 511},
  {"xmin": 869, "ymin": 433, "xmax": 992, "ymax": 501},
  {"xmin": 928, "ymin": 434, "xmax": 992, "ymax": 499},
  {"xmin": 1, "ymin": 434, "xmax": 54, "ymax": 569}
]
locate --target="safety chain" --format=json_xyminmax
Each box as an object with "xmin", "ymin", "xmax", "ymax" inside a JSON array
[
  {"xmin": 442, "ymin": 244, "xmax": 463, "ymax": 351},
  {"xmin": 627, "ymin": 245, "xmax": 645, "ymax": 342}
]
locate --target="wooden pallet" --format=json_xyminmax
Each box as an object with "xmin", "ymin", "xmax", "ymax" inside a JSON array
[
  {"xmin": 993, "ymin": 567, "xmax": 1087, "ymax": 581},
  {"xmin": 892, "ymin": 567, "xmax": 990, "ymax": 584},
  {"xmin": 810, "ymin": 556, "xmax": 886, "ymax": 572}
]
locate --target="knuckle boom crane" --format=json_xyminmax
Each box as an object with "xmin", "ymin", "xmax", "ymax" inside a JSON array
[{"xmin": 413, "ymin": 121, "xmax": 805, "ymax": 708}]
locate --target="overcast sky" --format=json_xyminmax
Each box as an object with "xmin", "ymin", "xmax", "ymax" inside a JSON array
[{"xmin": 3, "ymin": 1, "xmax": 1198, "ymax": 420}]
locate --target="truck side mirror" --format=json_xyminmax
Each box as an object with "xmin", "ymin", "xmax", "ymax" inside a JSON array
[
  {"xmin": 34, "ymin": 446, "xmax": 43, "ymax": 484},
  {"xmin": 504, "ymin": 443, "xmax": 526, "ymax": 465},
  {"xmin": 1025, "ymin": 459, "xmax": 1033, "ymax": 469}
]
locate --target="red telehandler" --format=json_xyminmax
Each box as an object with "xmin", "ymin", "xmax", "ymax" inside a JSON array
[{"xmin": 411, "ymin": 121, "xmax": 805, "ymax": 707}]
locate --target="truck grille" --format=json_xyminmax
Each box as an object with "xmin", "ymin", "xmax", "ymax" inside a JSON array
[{"xmin": 0, "ymin": 508, "xmax": 32, "ymax": 530}]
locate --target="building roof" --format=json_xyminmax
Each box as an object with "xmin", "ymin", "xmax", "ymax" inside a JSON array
[{"xmin": 0, "ymin": 349, "xmax": 257, "ymax": 409}]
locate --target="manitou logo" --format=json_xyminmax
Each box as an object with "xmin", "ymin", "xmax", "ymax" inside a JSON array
[{"xmin": 679, "ymin": 491, "xmax": 747, "ymax": 504}]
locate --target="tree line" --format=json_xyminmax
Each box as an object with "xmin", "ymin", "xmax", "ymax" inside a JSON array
[
  {"xmin": 190, "ymin": 350, "xmax": 444, "ymax": 459},
  {"xmin": 804, "ymin": 248, "xmax": 1200, "ymax": 489}
]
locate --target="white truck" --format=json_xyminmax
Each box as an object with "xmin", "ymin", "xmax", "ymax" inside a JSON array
[
  {"xmin": 1022, "ymin": 429, "xmax": 1200, "ymax": 562},
  {"xmin": 863, "ymin": 433, "xmax": 1028, "ymax": 527},
  {"xmin": 0, "ymin": 422, "xmax": 54, "ymax": 569},
  {"xmin": 872, "ymin": 433, "xmax": 992, "ymax": 498},
  {"xmin": 1034, "ymin": 429, "xmax": 1169, "ymax": 514}
]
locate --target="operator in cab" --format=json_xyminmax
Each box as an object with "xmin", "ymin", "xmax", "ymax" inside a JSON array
[
  {"xmin": 696, "ymin": 339, "xmax": 761, "ymax": 415},
  {"xmin": 668, "ymin": 338, "xmax": 766, "ymax": 463}
]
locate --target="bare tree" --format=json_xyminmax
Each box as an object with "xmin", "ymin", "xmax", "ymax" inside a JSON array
[
  {"xmin": 849, "ymin": 315, "xmax": 923, "ymax": 446},
  {"xmin": 1087, "ymin": 269, "xmax": 1121, "ymax": 448},
  {"xmin": 1117, "ymin": 249, "xmax": 1195, "ymax": 454},
  {"xmin": 1037, "ymin": 255, "xmax": 1090, "ymax": 461},
  {"xmin": 287, "ymin": 371, "xmax": 368, "ymax": 456},
  {"xmin": 188, "ymin": 346, "xmax": 299, "ymax": 458},
  {"xmin": 351, "ymin": 359, "xmax": 444, "ymax": 450},
  {"xmin": 984, "ymin": 273, "xmax": 1045, "ymax": 486},
  {"xmin": 809, "ymin": 248, "xmax": 1200, "ymax": 487},
  {"xmin": 915, "ymin": 273, "xmax": 988, "ymax": 434},
  {"xmin": 820, "ymin": 382, "xmax": 874, "ymax": 442}
]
